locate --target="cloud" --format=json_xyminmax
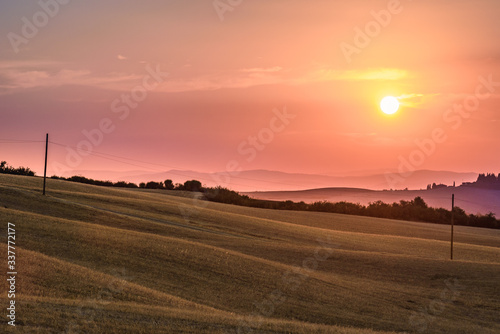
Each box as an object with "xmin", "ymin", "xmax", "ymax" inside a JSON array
[
  {"xmin": 0, "ymin": 60, "xmax": 288, "ymax": 94},
  {"xmin": 155, "ymin": 72, "xmax": 284, "ymax": 93},
  {"xmin": 397, "ymin": 93, "xmax": 424, "ymax": 99},
  {"xmin": 311, "ymin": 68, "xmax": 408, "ymax": 82},
  {"xmin": 0, "ymin": 61, "xmax": 414, "ymax": 95},
  {"xmin": 0, "ymin": 60, "xmax": 59, "ymax": 70},
  {"xmin": 240, "ymin": 66, "xmax": 283, "ymax": 73},
  {"xmin": 339, "ymin": 132, "xmax": 377, "ymax": 138},
  {"xmin": 0, "ymin": 60, "xmax": 144, "ymax": 94},
  {"xmin": 397, "ymin": 93, "xmax": 442, "ymax": 108}
]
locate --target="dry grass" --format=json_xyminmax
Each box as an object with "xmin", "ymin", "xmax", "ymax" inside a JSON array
[{"xmin": 0, "ymin": 174, "xmax": 499, "ymax": 333}]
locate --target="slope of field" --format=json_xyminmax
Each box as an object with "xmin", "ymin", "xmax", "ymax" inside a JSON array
[
  {"xmin": 245, "ymin": 186, "xmax": 500, "ymax": 216},
  {"xmin": 1, "ymin": 174, "xmax": 499, "ymax": 333}
]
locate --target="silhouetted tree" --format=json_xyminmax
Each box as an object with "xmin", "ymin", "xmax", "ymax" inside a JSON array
[
  {"xmin": 145, "ymin": 181, "xmax": 163, "ymax": 189},
  {"xmin": 114, "ymin": 181, "xmax": 138, "ymax": 188},
  {"xmin": 0, "ymin": 161, "xmax": 35, "ymax": 176},
  {"xmin": 183, "ymin": 180, "xmax": 203, "ymax": 192},
  {"xmin": 164, "ymin": 179, "xmax": 174, "ymax": 190},
  {"xmin": 413, "ymin": 196, "xmax": 428, "ymax": 208}
]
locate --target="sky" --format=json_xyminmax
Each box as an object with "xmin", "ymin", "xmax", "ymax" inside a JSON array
[{"xmin": 1, "ymin": 0, "xmax": 499, "ymax": 187}]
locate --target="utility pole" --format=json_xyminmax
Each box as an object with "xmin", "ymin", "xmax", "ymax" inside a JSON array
[
  {"xmin": 450, "ymin": 194, "xmax": 454, "ymax": 260},
  {"xmin": 43, "ymin": 133, "xmax": 48, "ymax": 195}
]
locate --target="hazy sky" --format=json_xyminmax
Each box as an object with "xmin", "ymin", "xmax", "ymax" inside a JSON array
[{"xmin": 1, "ymin": 0, "xmax": 499, "ymax": 180}]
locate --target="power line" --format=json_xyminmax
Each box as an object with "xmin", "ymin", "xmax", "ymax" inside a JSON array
[
  {"xmin": 48, "ymin": 140, "xmax": 330, "ymax": 190},
  {"xmin": 0, "ymin": 139, "xmax": 45, "ymax": 144}
]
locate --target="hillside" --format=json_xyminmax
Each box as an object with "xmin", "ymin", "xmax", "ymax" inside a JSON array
[
  {"xmin": 245, "ymin": 187, "xmax": 500, "ymax": 216},
  {"xmin": 1, "ymin": 174, "xmax": 499, "ymax": 333}
]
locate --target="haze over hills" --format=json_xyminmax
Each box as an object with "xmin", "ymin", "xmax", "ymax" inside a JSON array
[
  {"xmin": 60, "ymin": 169, "xmax": 478, "ymax": 192},
  {"xmin": 244, "ymin": 186, "xmax": 500, "ymax": 216}
]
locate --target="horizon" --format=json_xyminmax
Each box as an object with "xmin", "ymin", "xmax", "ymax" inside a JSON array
[
  {"xmin": 1, "ymin": 157, "xmax": 487, "ymax": 193},
  {"xmin": 2, "ymin": 1, "xmax": 500, "ymax": 191},
  {"xmin": 3, "ymin": 164, "xmax": 499, "ymax": 216}
]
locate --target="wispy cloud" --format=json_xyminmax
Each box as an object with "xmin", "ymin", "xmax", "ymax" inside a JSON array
[
  {"xmin": 397, "ymin": 93, "xmax": 443, "ymax": 108},
  {"xmin": 240, "ymin": 66, "xmax": 283, "ymax": 73},
  {"xmin": 398, "ymin": 93, "xmax": 424, "ymax": 99},
  {"xmin": 309, "ymin": 68, "xmax": 408, "ymax": 82},
  {"xmin": 155, "ymin": 71, "xmax": 285, "ymax": 93},
  {"xmin": 0, "ymin": 60, "xmax": 144, "ymax": 94},
  {"xmin": 0, "ymin": 60, "xmax": 290, "ymax": 94},
  {"xmin": 0, "ymin": 60, "xmax": 61, "ymax": 71}
]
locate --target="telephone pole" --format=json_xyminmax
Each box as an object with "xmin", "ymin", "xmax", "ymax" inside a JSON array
[
  {"xmin": 43, "ymin": 133, "xmax": 48, "ymax": 195},
  {"xmin": 450, "ymin": 194, "xmax": 454, "ymax": 260}
]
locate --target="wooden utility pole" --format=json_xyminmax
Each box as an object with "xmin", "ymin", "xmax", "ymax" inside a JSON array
[
  {"xmin": 43, "ymin": 133, "xmax": 48, "ymax": 195},
  {"xmin": 450, "ymin": 194, "xmax": 454, "ymax": 260}
]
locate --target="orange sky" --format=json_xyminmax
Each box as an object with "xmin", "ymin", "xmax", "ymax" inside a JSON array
[{"xmin": 1, "ymin": 0, "xmax": 499, "ymax": 185}]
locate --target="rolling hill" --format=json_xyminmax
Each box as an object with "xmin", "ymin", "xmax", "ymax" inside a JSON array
[
  {"xmin": 245, "ymin": 186, "xmax": 500, "ymax": 216},
  {"xmin": 1, "ymin": 174, "xmax": 499, "ymax": 333}
]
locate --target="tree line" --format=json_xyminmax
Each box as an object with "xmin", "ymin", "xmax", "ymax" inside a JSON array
[
  {"xmin": 427, "ymin": 173, "xmax": 500, "ymax": 190},
  {"xmin": 49, "ymin": 175, "xmax": 203, "ymax": 192},
  {"xmin": 202, "ymin": 187, "xmax": 499, "ymax": 229},
  {"xmin": 1, "ymin": 161, "xmax": 498, "ymax": 229},
  {"xmin": 462, "ymin": 173, "xmax": 500, "ymax": 189},
  {"xmin": 0, "ymin": 161, "xmax": 35, "ymax": 176}
]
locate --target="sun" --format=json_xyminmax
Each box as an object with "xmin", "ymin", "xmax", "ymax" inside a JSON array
[{"xmin": 380, "ymin": 96, "xmax": 400, "ymax": 115}]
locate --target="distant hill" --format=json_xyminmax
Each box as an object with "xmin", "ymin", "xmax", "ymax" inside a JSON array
[
  {"xmin": 62, "ymin": 169, "xmax": 478, "ymax": 192},
  {"xmin": 244, "ymin": 186, "xmax": 500, "ymax": 216}
]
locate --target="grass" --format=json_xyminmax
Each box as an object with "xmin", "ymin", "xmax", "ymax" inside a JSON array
[{"xmin": 0, "ymin": 174, "xmax": 499, "ymax": 333}]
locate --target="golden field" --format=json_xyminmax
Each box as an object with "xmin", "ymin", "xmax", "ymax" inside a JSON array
[{"xmin": 0, "ymin": 174, "xmax": 499, "ymax": 333}]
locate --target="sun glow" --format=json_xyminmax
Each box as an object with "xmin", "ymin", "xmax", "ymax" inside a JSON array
[{"xmin": 380, "ymin": 96, "xmax": 400, "ymax": 115}]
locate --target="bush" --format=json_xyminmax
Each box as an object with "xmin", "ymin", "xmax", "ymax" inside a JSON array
[{"xmin": 0, "ymin": 161, "xmax": 35, "ymax": 176}]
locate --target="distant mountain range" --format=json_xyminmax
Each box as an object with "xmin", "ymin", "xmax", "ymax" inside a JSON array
[{"xmin": 61, "ymin": 169, "xmax": 478, "ymax": 192}]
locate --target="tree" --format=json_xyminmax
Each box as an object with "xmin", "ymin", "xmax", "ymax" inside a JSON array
[
  {"xmin": 139, "ymin": 182, "xmax": 146, "ymax": 188},
  {"xmin": 183, "ymin": 180, "xmax": 202, "ymax": 192},
  {"xmin": 145, "ymin": 181, "xmax": 163, "ymax": 189},
  {"xmin": 114, "ymin": 181, "xmax": 138, "ymax": 188},
  {"xmin": 412, "ymin": 196, "xmax": 428, "ymax": 209},
  {"xmin": 0, "ymin": 161, "xmax": 35, "ymax": 176},
  {"xmin": 164, "ymin": 179, "xmax": 174, "ymax": 190}
]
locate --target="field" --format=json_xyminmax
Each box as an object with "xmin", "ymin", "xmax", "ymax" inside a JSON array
[{"xmin": 1, "ymin": 174, "xmax": 499, "ymax": 333}]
